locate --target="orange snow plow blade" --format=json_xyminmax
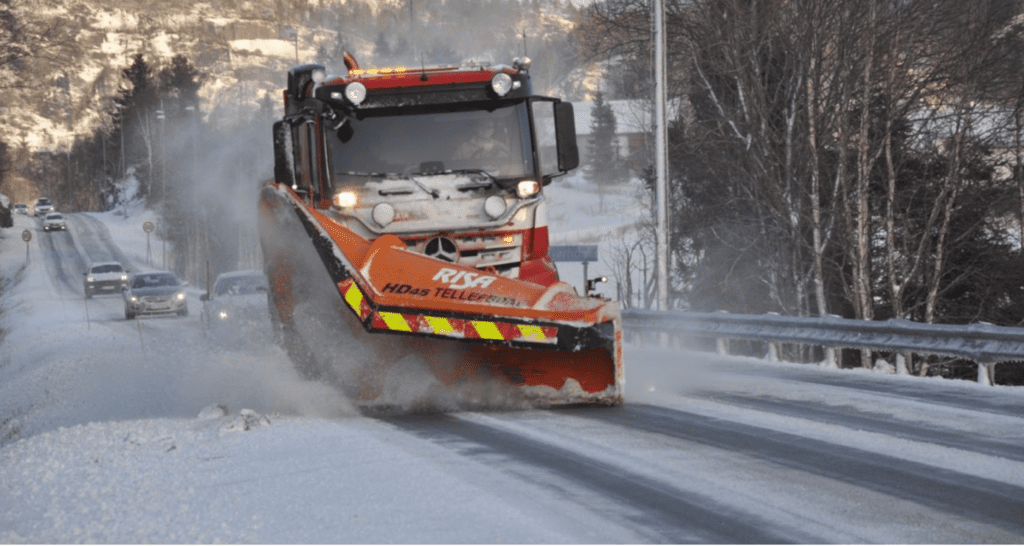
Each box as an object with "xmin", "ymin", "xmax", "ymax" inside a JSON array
[{"xmin": 259, "ymin": 183, "xmax": 623, "ymax": 409}]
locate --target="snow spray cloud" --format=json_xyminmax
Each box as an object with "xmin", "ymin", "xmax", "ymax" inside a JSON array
[{"xmin": 132, "ymin": 101, "xmax": 363, "ymax": 418}]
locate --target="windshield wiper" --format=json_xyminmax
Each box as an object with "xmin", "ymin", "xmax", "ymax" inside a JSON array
[
  {"xmin": 406, "ymin": 175, "xmax": 440, "ymax": 199},
  {"xmin": 443, "ymin": 168, "xmax": 498, "ymax": 191}
]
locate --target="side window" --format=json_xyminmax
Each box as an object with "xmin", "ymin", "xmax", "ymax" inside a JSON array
[
  {"xmin": 530, "ymin": 100, "xmax": 559, "ymax": 178},
  {"xmin": 293, "ymin": 122, "xmax": 319, "ymax": 197}
]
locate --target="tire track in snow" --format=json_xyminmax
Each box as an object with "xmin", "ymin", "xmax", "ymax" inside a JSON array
[
  {"xmin": 698, "ymin": 392, "xmax": 1024, "ymax": 462},
  {"xmin": 35, "ymin": 221, "xmax": 85, "ymax": 297},
  {"xmin": 380, "ymin": 412, "xmax": 813, "ymax": 544},
  {"xmin": 576, "ymin": 404, "xmax": 1024, "ymax": 536},
  {"xmin": 68, "ymin": 213, "xmax": 138, "ymax": 270},
  {"xmin": 722, "ymin": 363, "xmax": 1024, "ymax": 418}
]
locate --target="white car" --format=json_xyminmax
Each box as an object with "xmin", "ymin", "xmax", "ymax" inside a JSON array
[
  {"xmin": 201, "ymin": 270, "xmax": 273, "ymax": 346},
  {"xmin": 13, "ymin": 203, "xmax": 28, "ymax": 215},
  {"xmin": 42, "ymin": 212, "xmax": 67, "ymax": 231},
  {"xmin": 34, "ymin": 197, "xmax": 53, "ymax": 217},
  {"xmin": 83, "ymin": 261, "xmax": 129, "ymax": 298}
]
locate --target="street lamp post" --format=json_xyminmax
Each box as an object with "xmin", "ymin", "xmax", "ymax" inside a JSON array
[
  {"xmin": 283, "ymin": 27, "xmax": 298, "ymax": 63},
  {"xmin": 155, "ymin": 102, "xmax": 166, "ymax": 203},
  {"xmin": 114, "ymin": 102, "xmax": 125, "ymax": 179}
]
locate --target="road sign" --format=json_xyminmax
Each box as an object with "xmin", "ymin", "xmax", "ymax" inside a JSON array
[
  {"xmin": 21, "ymin": 229, "xmax": 31, "ymax": 242},
  {"xmin": 549, "ymin": 245, "xmax": 598, "ymax": 262},
  {"xmin": 143, "ymin": 221, "xmax": 155, "ymax": 233}
]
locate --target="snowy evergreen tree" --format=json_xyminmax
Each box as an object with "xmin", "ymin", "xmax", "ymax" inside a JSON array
[{"xmin": 585, "ymin": 91, "xmax": 621, "ymax": 190}]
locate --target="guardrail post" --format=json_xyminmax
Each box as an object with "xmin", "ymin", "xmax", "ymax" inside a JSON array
[
  {"xmin": 716, "ymin": 338, "xmax": 729, "ymax": 356},
  {"xmin": 895, "ymin": 353, "xmax": 908, "ymax": 375},
  {"xmin": 822, "ymin": 347, "xmax": 838, "ymax": 368},
  {"xmin": 977, "ymin": 363, "xmax": 994, "ymax": 386},
  {"xmin": 767, "ymin": 342, "xmax": 780, "ymax": 363}
]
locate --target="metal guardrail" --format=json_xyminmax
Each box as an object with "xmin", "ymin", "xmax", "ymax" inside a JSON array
[{"xmin": 620, "ymin": 309, "xmax": 1024, "ymax": 385}]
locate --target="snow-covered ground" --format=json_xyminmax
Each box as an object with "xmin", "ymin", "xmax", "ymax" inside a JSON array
[{"xmin": 2, "ymin": 178, "xmax": 1023, "ymax": 542}]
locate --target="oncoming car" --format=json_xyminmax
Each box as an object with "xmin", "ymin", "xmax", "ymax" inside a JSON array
[
  {"xmin": 42, "ymin": 212, "xmax": 67, "ymax": 231},
  {"xmin": 200, "ymin": 270, "xmax": 272, "ymax": 346},
  {"xmin": 13, "ymin": 203, "xmax": 28, "ymax": 215},
  {"xmin": 83, "ymin": 261, "xmax": 129, "ymax": 298},
  {"xmin": 33, "ymin": 197, "xmax": 53, "ymax": 217},
  {"xmin": 123, "ymin": 271, "xmax": 188, "ymax": 319}
]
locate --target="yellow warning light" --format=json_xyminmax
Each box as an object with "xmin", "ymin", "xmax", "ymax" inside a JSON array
[
  {"xmin": 350, "ymin": 69, "xmax": 365, "ymax": 75},
  {"xmin": 502, "ymin": 235, "xmax": 515, "ymax": 244}
]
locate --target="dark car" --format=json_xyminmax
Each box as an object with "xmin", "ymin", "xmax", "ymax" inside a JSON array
[
  {"xmin": 84, "ymin": 261, "xmax": 129, "ymax": 298},
  {"xmin": 123, "ymin": 271, "xmax": 188, "ymax": 319},
  {"xmin": 200, "ymin": 270, "xmax": 272, "ymax": 346}
]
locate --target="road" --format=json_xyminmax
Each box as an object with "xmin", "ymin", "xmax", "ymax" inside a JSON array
[{"xmin": 2, "ymin": 210, "xmax": 1024, "ymax": 543}]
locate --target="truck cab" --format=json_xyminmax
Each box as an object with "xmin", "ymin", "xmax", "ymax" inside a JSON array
[{"xmin": 273, "ymin": 55, "xmax": 579, "ymax": 287}]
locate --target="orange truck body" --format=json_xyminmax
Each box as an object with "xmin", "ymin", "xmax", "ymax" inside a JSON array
[{"xmin": 259, "ymin": 54, "xmax": 623, "ymax": 408}]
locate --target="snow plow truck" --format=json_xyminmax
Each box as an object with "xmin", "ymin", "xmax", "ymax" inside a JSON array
[{"xmin": 258, "ymin": 52, "xmax": 623, "ymax": 410}]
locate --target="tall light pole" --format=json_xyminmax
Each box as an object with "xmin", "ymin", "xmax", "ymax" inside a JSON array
[
  {"xmin": 653, "ymin": 0, "xmax": 669, "ymax": 311},
  {"xmin": 184, "ymin": 105, "xmax": 198, "ymax": 182},
  {"xmin": 155, "ymin": 101, "xmax": 166, "ymax": 203},
  {"xmin": 114, "ymin": 102, "xmax": 125, "ymax": 179},
  {"xmin": 283, "ymin": 27, "xmax": 298, "ymax": 63}
]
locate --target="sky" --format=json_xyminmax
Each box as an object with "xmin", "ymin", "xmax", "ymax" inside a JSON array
[{"xmin": 1, "ymin": 176, "xmax": 1023, "ymax": 542}]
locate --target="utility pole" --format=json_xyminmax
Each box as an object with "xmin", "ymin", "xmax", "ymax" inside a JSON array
[
  {"xmin": 155, "ymin": 99, "xmax": 166, "ymax": 203},
  {"xmin": 653, "ymin": 0, "xmax": 669, "ymax": 311}
]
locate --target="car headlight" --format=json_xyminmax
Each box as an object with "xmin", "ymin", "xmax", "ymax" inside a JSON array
[
  {"xmin": 516, "ymin": 180, "xmax": 540, "ymax": 199},
  {"xmin": 333, "ymin": 190, "xmax": 358, "ymax": 209},
  {"xmin": 130, "ymin": 295, "xmax": 138, "ymax": 302},
  {"xmin": 86, "ymin": 276, "xmax": 94, "ymax": 282},
  {"xmin": 218, "ymin": 310, "xmax": 228, "ymax": 320},
  {"xmin": 344, "ymin": 82, "xmax": 367, "ymax": 106},
  {"xmin": 120, "ymin": 274, "xmax": 128, "ymax": 281},
  {"xmin": 372, "ymin": 203, "xmax": 395, "ymax": 227},
  {"xmin": 491, "ymin": 73, "xmax": 513, "ymax": 96},
  {"xmin": 176, "ymin": 292, "xmax": 186, "ymax": 301},
  {"xmin": 484, "ymin": 195, "xmax": 507, "ymax": 219}
]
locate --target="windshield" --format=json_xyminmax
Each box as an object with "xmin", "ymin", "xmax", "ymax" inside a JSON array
[
  {"xmin": 215, "ymin": 275, "xmax": 268, "ymax": 297},
  {"xmin": 133, "ymin": 273, "xmax": 179, "ymax": 288},
  {"xmin": 327, "ymin": 102, "xmax": 534, "ymax": 186},
  {"xmin": 92, "ymin": 264, "xmax": 124, "ymax": 274}
]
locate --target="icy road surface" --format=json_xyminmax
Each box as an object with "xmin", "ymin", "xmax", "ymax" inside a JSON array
[{"xmin": 2, "ymin": 208, "xmax": 1024, "ymax": 543}]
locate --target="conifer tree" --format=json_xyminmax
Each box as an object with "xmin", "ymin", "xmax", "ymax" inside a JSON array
[{"xmin": 586, "ymin": 91, "xmax": 621, "ymax": 189}]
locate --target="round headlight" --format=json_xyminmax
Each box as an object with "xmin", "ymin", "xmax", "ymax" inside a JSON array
[
  {"xmin": 516, "ymin": 180, "xmax": 541, "ymax": 199},
  {"xmin": 490, "ymin": 73, "xmax": 513, "ymax": 97},
  {"xmin": 484, "ymin": 195, "xmax": 507, "ymax": 219},
  {"xmin": 372, "ymin": 203, "xmax": 396, "ymax": 227},
  {"xmin": 333, "ymin": 191, "xmax": 358, "ymax": 209},
  {"xmin": 345, "ymin": 82, "xmax": 367, "ymax": 105},
  {"xmin": 218, "ymin": 310, "xmax": 228, "ymax": 320},
  {"xmin": 311, "ymin": 68, "xmax": 327, "ymax": 83}
]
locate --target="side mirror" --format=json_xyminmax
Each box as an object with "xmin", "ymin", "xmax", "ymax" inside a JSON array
[{"xmin": 553, "ymin": 102, "xmax": 579, "ymax": 172}]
